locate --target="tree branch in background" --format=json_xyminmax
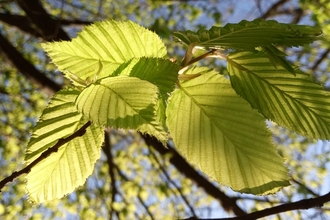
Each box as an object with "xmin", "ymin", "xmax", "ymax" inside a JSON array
[
  {"xmin": 261, "ymin": 0, "xmax": 288, "ymax": 19},
  {"xmin": 0, "ymin": 13, "xmax": 93, "ymax": 38},
  {"xmin": 0, "ymin": 32, "xmax": 61, "ymax": 96},
  {"xmin": 291, "ymin": 177, "xmax": 319, "ymax": 197},
  {"xmin": 290, "ymin": 8, "xmax": 304, "ymax": 23},
  {"xmin": 0, "ymin": 121, "xmax": 91, "ymax": 192},
  {"xmin": 183, "ymin": 191, "xmax": 330, "ymax": 220},
  {"xmin": 114, "ymin": 162, "xmax": 155, "ymax": 220},
  {"xmin": 0, "ymin": 13, "xmax": 42, "ymax": 38},
  {"xmin": 227, "ymin": 190, "xmax": 330, "ymax": 220},
  {"xmin": 15, "ymin": 0, "xmax": 70, "ymax": 41},
  {"xmin": 311, "ymin": 48, "xmax": 330, "ymax": 71},
  {"xmin": 102, "ymin": 129, "xmax": 120, "ymax": 220},
  {"xmin": 142, "ymin": 134, "xmax": 246, "ymax": 217}
]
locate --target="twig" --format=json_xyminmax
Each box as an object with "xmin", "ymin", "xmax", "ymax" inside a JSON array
[
  {"xmin": 0, "ymin": 121, "xmax": 91, "ymax": 192},
  {"xmin": 186, "ymin": 49, "xmax": 218, "ymax": 66},
  {"xmin": 102, "ymin": 129, "xmax": 120, "ymax": 220},
  {"xmin": 0, "ymin": 32, "xmax": 61, "ymax": 96},
  {"xmin": 113, "ymin": 163, "xmax": 155, "ymax": 220},
  {"xmin": 16, "ymin": 0, "xmax": 70, "ymax": 41},
  {"xmin": 182, "ymin": 191, "xmax": 330, "ymax": 220},
  {"xmin": 311, "ymin": 48, "xmax": 330, "ymax": 71},
  {"xmin": 261, "ymin": 0, "xmax": 288, "ymax": 19},
  {"xmin": 179, "ymin": 49, "xmax": 222, "ymax": 75},
  {"xmin": 231, "ymin": 196, "xmax": 283, "ymax": 204},
  {"xmin": 291, "ymin": 177, "xmax": 319, "ymax": 197}
]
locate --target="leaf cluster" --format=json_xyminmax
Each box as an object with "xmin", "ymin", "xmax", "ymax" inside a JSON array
[{"xmin": 17, "ymin": 18, "xmax": 328, "ymax": 203}]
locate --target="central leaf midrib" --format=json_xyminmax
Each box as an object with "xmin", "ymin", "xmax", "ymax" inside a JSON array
[
  {"xmin": 189, "ymin": 90, "xmax": 282, "ymax": 186},
  {"xmin": 180, "ymin": 86, "xmax": 269, "ymax": 171},
  {"xmin": 100, "ymin": 84, "xmax": 154, "ymax": 125}
]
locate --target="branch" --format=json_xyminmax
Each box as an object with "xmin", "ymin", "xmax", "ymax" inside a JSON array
[
  {"xmin": 0, "ymin": 121, "xmax": 91, "ymax": 192},
  {"xmin": 260, "ymin": 0, "xmax": 288, "ymax": 19},
  {"xmin": 142, "ymin": 134, "xmax": 246, "ymax": 216},
  {"xmin": 15, "ymin": 0, "xmax": 70, "ymax": 41},
  {"xmin": 266, "ymin": 8, "xmax": 304, "ymax": 23},
  {"xmin": 0, "ymin": 32, "xmax": 61, "ymax": 96},
  {"xmin": 102, "ymin": 129, "xmax": 120, "ymax": 220},
  {"xmin": 183, "ymin": 191, "xmax": 330, "ymax": 220},
  {"xmin": 0, "ymin": 13, "xmax": 93, "ymax": 38},
  {"xmin": 0, "ymin": 13, "xmax": 41, "ymax": 38},
  {"xmin": 311, "ymin": 48, "xmax": 330, "ymax": 71}
]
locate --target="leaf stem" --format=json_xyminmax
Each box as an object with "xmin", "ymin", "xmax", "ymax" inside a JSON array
[
  {"xmin": 179, "ymin": 49, "xmax": 225, "ymax": 75},
  {"xmin": 186, "ymin": 49, "xmax": 218, "ymax": 66},
  {"xmin": 0, "ymin": 121, "xmax": 92, "ymax": 192}
]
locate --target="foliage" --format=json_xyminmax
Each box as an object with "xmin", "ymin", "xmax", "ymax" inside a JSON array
[
  {"xmin": 2, "ymin": 1, "xmax": 330, "ymax": 219},
  {"xmin": 12, "ymin": 17, "xmax": 325, "ymax": 204}
]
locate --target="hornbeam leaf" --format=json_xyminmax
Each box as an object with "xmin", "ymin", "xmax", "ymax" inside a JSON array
[
  {"xmin": 227, "ymin": 51, "xmax": 330, "ymax": 140},
  {"xmin": 76, "ymin": 76, "xmax": 167, "ymax": 143},
  {"xmin": 113, "ymin": 57, "xmax": 180, "ymax": 98},
  {"xmin": 25, "ymin": 88, "xmax": 104, "ymax": 203},
  {"xmin": 173, "ymin": 19, "xmax": 322, "ymax": 50},
  {"xmin": 25, "ymin": 88, "xmax": 84, "ymax": 162},
  {"xmin": 42, "ymin": 20, "xmax": 167, "ymax": 86},
  {"xmin": 261, "ymin": 45, "xmax": 295, "ymax": 74},
  {"xmin": 166, "ymin": 67, "xmax": 289, "ymax": 195},
  {"xmin": 112, "ymin": 57, "xmax": 179, "ymax": 128}
]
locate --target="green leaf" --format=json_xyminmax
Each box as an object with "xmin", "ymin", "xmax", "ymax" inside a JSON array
[
  {"xmin": 166, "ymin": 67, "xmax": 289, "ymax": 195},
  {"xmin": 25, "ymin": 88, "xmax": 83, "ymax": 162},
  {"xmin": 113, "ymin": 57, "xmax": 179, "ymax": 98},
  {"xmin": 25, "ymin": 88, "xmax": 104, "ymax": 203},
  {"xmin": 112, "ymin": 57, "xmax": 179, "ymax": 129},
  {"xmin": 261, "ymin": 45, "xmax": 295, "ymax": 74},
  {"xmin": 42, "ymin": 20, "xmax": 167, "ymax": 86},
  {"xmin": 76, "ymin": 76, "xmax": 167, "ymax": 143},
  {"xmin": 227, "ymin": 51, "xmax": 330, "ymax": 140},
  {"xmin": 173, "ymin": 19, "xmax": 322, "ymax": 50}
]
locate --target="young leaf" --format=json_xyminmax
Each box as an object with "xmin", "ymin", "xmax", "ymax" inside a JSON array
[
  {"xmin": 25, "ymin": 88, "xmax": 104, "ymax": 203},
  {"xmin": 112, "ymin": 57, "xmax": 179, "ymax": 129},
  {"xmin": 25, "ymin": 88, "xmax": 84, "ymax": 162},
  {"xmin": 166, "ymin": 67, "xmax": 289, "ymax": 195},
  {"xmin": 113, "ymin": 57, "xmax": 180, "ymax": 98},
  {"xmin": 42, "ymin": 20, "xmax": 167, "ymax": 86},
  {"xmin": 75, "ymin": 76, "xmax": 167, "ymax": 143},
  {"xmin": 227, "ymin": 51, "xmax": 330, "ymax": 140},
  {"xmin": 173, "ymin": 19, "xmax": 322, "ymax": 50}
]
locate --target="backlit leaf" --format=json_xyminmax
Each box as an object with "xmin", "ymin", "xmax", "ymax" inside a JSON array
[
  {"xmin": 227, "ymin": 51, "xmax": 330, "ymax": 140},
  {"xmin": 75, "ymin": 76, "xmax": 167, "ymax": 143},
  {"xmin": 112, "ymin": 57, "xmax": 179, "ymax": 129},
  {"xmin": 166, "ymin": 67, "xmax": 289, "ymax": 194},
  {"xmin": 25, "ymin": 88, "xmax": 104, "ymax": 203},
  {"xmin": 42, "ymin": 20, "xmax": 167, "ymax": 86},
  {"xmin": 173, "ymin": 19, "xmax": 322, "ymax": 50},
  {"xmin": 113, "ymin": 57, "xmax": 179, "ymax": 98}
]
